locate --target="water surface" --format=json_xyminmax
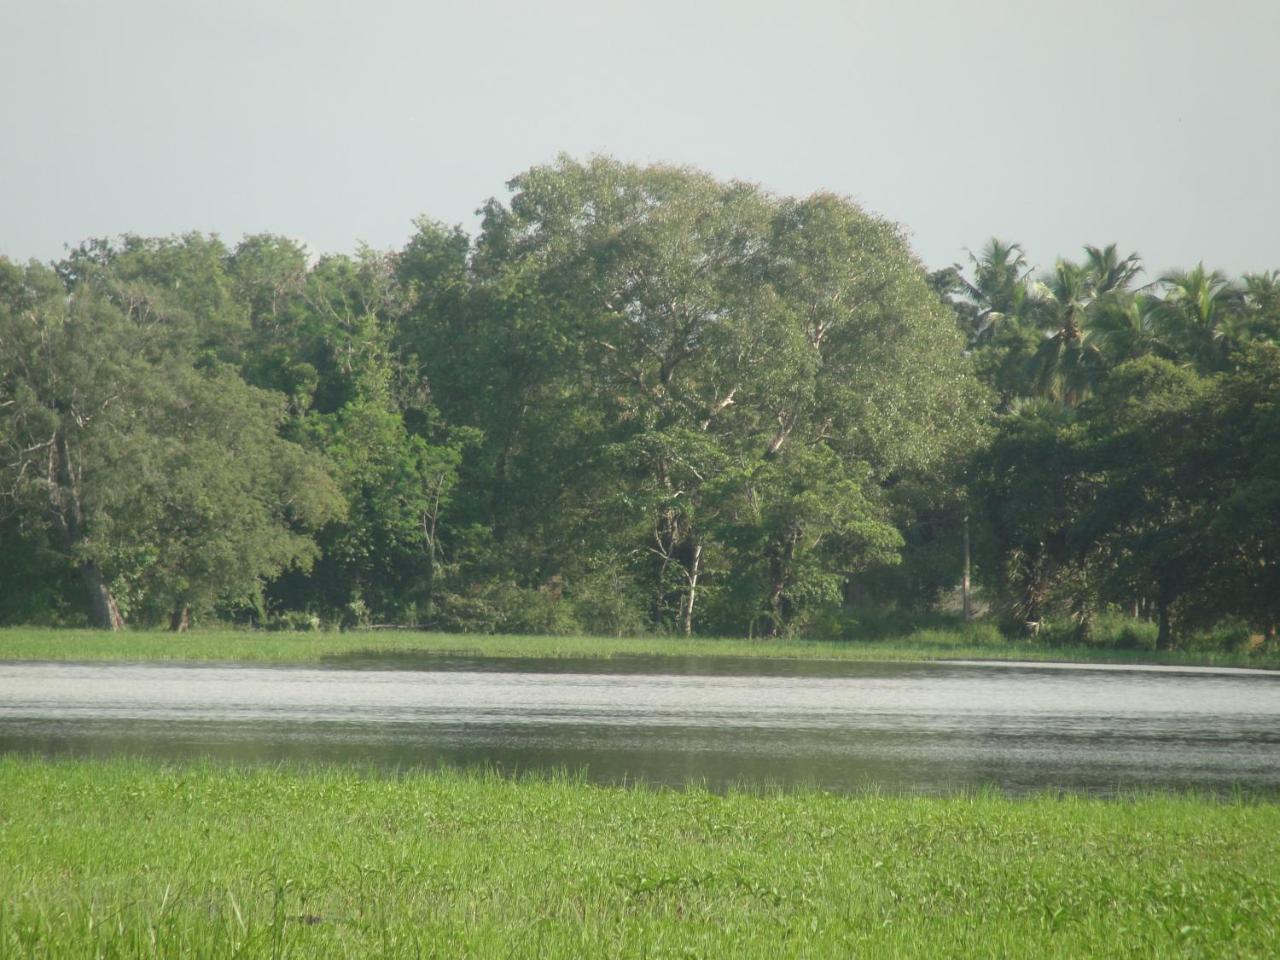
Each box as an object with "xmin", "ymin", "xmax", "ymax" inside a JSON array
[{"xmin": 2, "ymin": 658, "xmax": 1277, "ymax": 794}]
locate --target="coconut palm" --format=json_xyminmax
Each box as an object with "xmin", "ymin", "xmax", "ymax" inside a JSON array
[
  {"xmin": 1083, "ymin": 244, "xmax": 1143, "ymax": 299},
  {"xmin": 1242, "ymin": 270, "xmax": 1280, "ymax": 341},
  {"xmin": 960, "ymin": 238, "xmax": 1038, "ymax": 343},
  {"xmin": 1089, "ymin": 292, "xmax": 1169, "ymax": 364},
  {"xmin": 1156, "ymin": 264, "xmax": 1243, "ymax": 369},
  {"xmin": 1029, "ymin": 259, "xmax": 1104, "ymax": 405}
]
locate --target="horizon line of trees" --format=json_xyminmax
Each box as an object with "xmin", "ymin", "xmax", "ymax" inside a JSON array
[{"xmin": 2, "ymin": 157, "xmax": 1277, "ymax": 649}]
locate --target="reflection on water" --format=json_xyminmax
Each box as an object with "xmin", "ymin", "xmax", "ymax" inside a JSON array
[{"xmin": 1, "ymin": 658, "xmax": 1278, "ymax": 795}]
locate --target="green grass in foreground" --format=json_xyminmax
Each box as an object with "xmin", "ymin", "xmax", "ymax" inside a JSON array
[
  {"xmin": 0, "ymin": 759, "xmax": 1276, "ymax": 958},
  {"xmin": 1, "ymin": 625, "xmax": 1276, "ymax": 668}
]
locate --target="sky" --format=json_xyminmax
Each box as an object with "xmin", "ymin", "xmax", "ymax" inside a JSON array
[{"xmin": 2, "ymin": 0, "xmax": 1278, "ymax": 278}]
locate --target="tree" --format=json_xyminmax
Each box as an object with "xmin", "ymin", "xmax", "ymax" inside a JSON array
[
  {"xmin": 1, "ymin": 260, "xmax": 142, "ymax": 627},
  {"xmin": 969, "ymin": 400, "xmax": 1090, "ymax": 633},
  {"xmin": 959, "ymin": 239, "xmax": 1038, "ymax": 344},
  {"xmin": 1083, "ymin": 358, "xmax": 1219, "ymax": 647},
  {"xmin": 0, "ymin": 256, "xmax": 341, "ymax": 629},
  {"xmin": 422, "ymin": 157, "xmax": 986, "ymax": 634},
  {"xmin": 290, "ymin": 400, "xmax": 469, "ymax": 625},
  {"xmin": 1029, "ymin": 260, "xmax": 1105, "ymax": 405},
  {"xmin": 1082, "ymin": 243, "xmax": 1142, "ymax": 299},
  {"xmin": 1155, "ymin": 264, "xmax": 1242, "ymax": 371},
  {"xmin": 103, "ymin": 364, "xmax": 344, "ymax": 629},
  {"xmin": 1089, "ymin": 292, "xmax": 1169, "ymax": 364}
]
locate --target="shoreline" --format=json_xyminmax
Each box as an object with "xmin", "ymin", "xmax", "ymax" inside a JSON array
[{"xmin": 1, "ymin": 625, "xmax": 1276, "ymax": 671}]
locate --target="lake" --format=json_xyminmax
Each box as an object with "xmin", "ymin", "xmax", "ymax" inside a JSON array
[{"xmin": 2, "ymin": 657, "xmax": 1278, "ymax": 794}]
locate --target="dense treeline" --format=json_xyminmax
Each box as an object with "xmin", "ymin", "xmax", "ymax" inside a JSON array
[
  {"xmin": 933, "ymin": 242, "xmax": 1280, "ymax": 648},
  {"xmin": 1, "ymin": 158, "xmax": 1276, "ymax": 648}
]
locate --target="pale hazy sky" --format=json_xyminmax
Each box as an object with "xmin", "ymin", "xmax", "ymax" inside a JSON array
[{"xmin": 2, "ymin": 0, "xmax": 1278, "ymax": 276}]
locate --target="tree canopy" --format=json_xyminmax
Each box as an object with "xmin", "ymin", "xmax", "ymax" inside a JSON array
[{"xmin": 1, "ymin": 159, "xmax": 1277, "ymax": 650}]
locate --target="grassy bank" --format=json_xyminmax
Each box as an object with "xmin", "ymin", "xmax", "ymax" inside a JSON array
[
  {"xmin": 0, "ymin": 758, "xmax": 1275, "ymax": 958},
  {"xmin": 1, "ymin": 624, "xmax": 1276, "ymax": 669}
]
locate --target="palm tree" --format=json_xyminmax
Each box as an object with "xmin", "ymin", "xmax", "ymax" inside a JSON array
[
  {"xmin": 1243, "ymin": 270, "xmax": 1280, "ymax": 341},
  {"xmin": 960, "ymin": 239, "xmax": 1038, "ymax": 343},
  {"xmin": 1156, "ymin": 264, "xmax": 1243, "ymax": 369},
  {"xmin": 1029, "ymin": 259, "xmax": 1104, "ymax": 405},
  {"xmin": 1089, "ymin": 292, "xmax": 1169, "ymax": 364},
  {"xmin": 1082, "ymin": 244, "xmax": 1143, "ymax": 299}
]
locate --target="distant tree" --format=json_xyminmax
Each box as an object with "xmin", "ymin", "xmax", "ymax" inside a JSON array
[
  {"xmin": 969, "ymin": 400, "xmax": 1089, "ymax": 633},
  {"xmin": 425, "ymin": 157, "xmax": 987, "ymax": 634},
  {"xmin": 1082, "ymin": 244, "xmax": 1142, "ymax": 299},
  {"xmin": 105, "ymin": 364, "xmax": 345, "ymax": 629},
  {"xmin": 0, "ymin": 257, "xmax": 341, "ymax": 629},
  {"xmin": 961, "ymin": 239, "xmax": 1038, "ymax": 343},
  {"xmin": 1155, "ymin": 265, "xmax": 1242, "ymax": 370},
  {"xmin": 1089, "ymin": 292, "xmax": 1169, "ymax": 364},
  {"xmin": 1029, "ymin": 260, "xmax": 1104, "ymax": 405}
]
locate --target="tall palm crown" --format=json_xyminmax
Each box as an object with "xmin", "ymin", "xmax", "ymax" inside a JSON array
[
  {"xmin": 1089, "ymin": 292, "xmax": 1168, "ymax": 364},
  {"xmin": 1242, "ymin": 270, "xmax": 1280, "ymax": 342},
  {"xmin": 962, "ymin": 239, "xmax": 1037, "ymax": 342},
  {"xmin": 1083, "ymin": 244, "xmax": 1143, "ymax": 299},
  {"xmin": 1029, "ymin": 259, "xmax": 1103, "ymax": 404},
  {"xmin": 1156, "ymin": 264, "xmax": 1243, "ymax": 369},
  {"xmin": 1022, "ymin": 245, "xmax": 1146, "ymax": 405}
]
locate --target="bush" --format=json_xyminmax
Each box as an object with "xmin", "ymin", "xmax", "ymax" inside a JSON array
[
  {"xmin": 433, "ymin": 580, "xmax": 580, "ymax": 635},
  {"xmin": 1035, "ymin": 619, "xmax": 1080, "ymax": 647},
  {"xmin": 1031, "ymin": 613, "xmax": 1158, "ymax": 650},
  {"xmin": 1090, "ymin": 612, "xmax": 1158, "ymax": 651},
  {"xmin": 1186, "ymin": 618, "xmax": 1255, "ymax": 654},
  {"xmin": 263, "ymin": 610, "xmax": 323, "ymax": 632},
  {"xmin": 804, "ymin": 605, "xmax": 971, "ymax": 643},
  {"xmin": 570, "ymin": 567, "xmax": 647, "ymax": 638}
]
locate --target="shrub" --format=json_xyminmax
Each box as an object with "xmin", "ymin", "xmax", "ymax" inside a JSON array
[
  {"xmin": 804, "ymin": 605, "xmax": 972, "ymax": 643},
  {"xmin": 433, "ymin": 580, "xmax": 580, "ymax": 635},
  {"xmin": 1186, "ymin": 618, "xmax": 1255, "ymax": 653},
  {"xmin": 570, "ymin": 567, "xmax": 647, "ymax": 638},
  {"xmin": 263, "ymin": 610, "xmax": 323, "ymax": 632},
  {"xmin": 1089, "ymin": 612, "xmax": 1158, "ymax": 651}
]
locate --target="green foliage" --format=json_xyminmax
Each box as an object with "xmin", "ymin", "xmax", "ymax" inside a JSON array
[
  {"xmin": 3, "ymin": 174, "xmax": 1277, "ymax": 646},
  {"xmin": 261, "ymin": 610, "xmax": 324, "ymax": 632},
  {"xmin": 0, "ymin": 519, "xmax": 84, "ymax": 626},
  {"xmin": 568, "ymin": 559, "xmax": 650, "ymax": 637},
  {"xmin": 411, "ymin": 156, "xmax": 985, "ymax": 637},
  {"xmin": 0, "ymin": 254, "xmax": 344, "ymax": 629},
  {"xmin": 434, "ymin": 580, "xmax": 582, "ymax": 635},
  {"xmin": 959, "ymin": 234, "xmax": 1280, "ymax": 650}
]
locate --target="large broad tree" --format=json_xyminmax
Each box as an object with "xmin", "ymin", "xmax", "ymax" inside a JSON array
[
  {"xmin": 0, "ymin": 256, "xmax": 342, "ymax": 629},
  {"xmin": 408, "ymin": 157, "xmax": 987, "ymax": 634}
]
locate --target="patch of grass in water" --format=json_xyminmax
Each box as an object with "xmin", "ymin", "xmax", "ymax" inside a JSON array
[{"xmin": 1, "ymin": 624, "xmax": 1276, "ymax": 670}]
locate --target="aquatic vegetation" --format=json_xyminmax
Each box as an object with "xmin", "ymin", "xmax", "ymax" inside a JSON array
[
  {"xmin": 1, "ymin": 758, "xmax": 1276, "ymax": 957},
  {"xmin": 1, "ymin": 625, "xmax": 1276, "ymax": 669}
]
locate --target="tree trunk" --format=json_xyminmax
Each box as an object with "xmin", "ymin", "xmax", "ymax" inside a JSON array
[
  {"xmin": 962, "ymin": 514, "xmax": 971, "ymax": 620},
  {"xmin": 169, "ymin": 603, "xmax": 190, "ymax": 633},
  {"xmin": 1156, "ymin": 603, "xmax": 1174, "ymax": 651},
  {"xmin": 79, "ymin": 562, "xmax": 125, "ymax": 631},
  {"xmin": 765, "ymin": 530, "xmax": 798, "ymax": 638},
  {"xmin": 766, "ymin": 580, "xmax": 785, "ymax": 638},
  {"xmin": 681, "ymin": 543, "xmax": 702, "ymax": 637},
  {"xmin": 51, "ymin": 430, "xmax": 123, "ymax": 630}
]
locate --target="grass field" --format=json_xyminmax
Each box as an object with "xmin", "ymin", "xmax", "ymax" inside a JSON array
[
  {"xmin": 0, "ymin": 758, "xmax": 1276, "ymax": 958},
  {"xmin": 1, "ymin": 624, "xmax": 1276, "ymax": 669}
]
